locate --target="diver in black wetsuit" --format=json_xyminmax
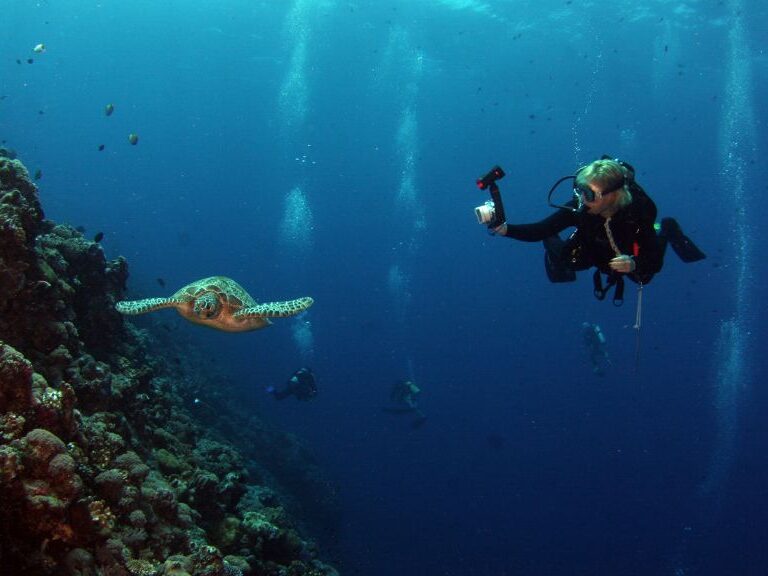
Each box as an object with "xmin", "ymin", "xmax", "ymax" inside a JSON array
[
  {"xmin": 478, "ymin": 157, "xmax": 705, "ymax": 303},
  {"xmin": 267, "ymin": 367, "xmax": 317, "ymax": 401},
  {"xmin": 384, "ymin": 380, "xmax": 428, "ymax": 428}
]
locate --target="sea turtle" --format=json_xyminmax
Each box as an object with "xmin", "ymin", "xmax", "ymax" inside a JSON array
[{"xmin": 115, "ymin": 276, "xmax": 313, "ymax": 332}]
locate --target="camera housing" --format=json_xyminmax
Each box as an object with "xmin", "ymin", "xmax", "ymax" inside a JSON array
[
  {"xmin": 475, "ymin": 201, "xmax": 496, "ymax": 224},
  {"xmin": 474, "ymin": 165, "xmax": 506, "ymax": 227}
]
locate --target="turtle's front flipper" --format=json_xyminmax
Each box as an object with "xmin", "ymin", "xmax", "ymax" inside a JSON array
[
  {"xmin": 116, "ymin": 297, "xmax": 182, "ymax": 315},
  {"xmin": 236, "ymin": 297, "xmax": 314, "ymax": 319}
]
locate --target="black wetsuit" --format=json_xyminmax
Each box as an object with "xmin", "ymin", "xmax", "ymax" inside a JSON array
[
  {"xmin": 501, "ymin": 184, "xmax": 664, "ymax": 286},
  {"xmin": 270, "ymin": 368, "xmax": 317, "ymax": 401}
]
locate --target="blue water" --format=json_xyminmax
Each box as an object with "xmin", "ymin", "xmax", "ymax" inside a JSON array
[{"xmin": 2, "ymin": 1, "xmax": 767, "ymax": 574}]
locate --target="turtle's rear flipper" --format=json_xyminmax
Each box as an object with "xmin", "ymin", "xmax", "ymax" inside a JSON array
[{"xmin": 660, "ymin": 218, "xmax": 706, "ymax": 263}]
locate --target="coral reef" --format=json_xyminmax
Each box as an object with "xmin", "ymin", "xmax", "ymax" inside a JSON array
[{"xmin": 0, "ymin": 151, "xmax": 339, "ymax": 575}]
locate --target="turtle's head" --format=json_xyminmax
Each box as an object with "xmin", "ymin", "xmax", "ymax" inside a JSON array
[{"xmin": 193, "ymin": 292, "xmax": 221, "ymax": 320}]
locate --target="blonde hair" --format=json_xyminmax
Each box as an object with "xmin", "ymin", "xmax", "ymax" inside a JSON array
[{"xmin": 575, "ymin": 159, "xmax": 632, "ymax": 208}]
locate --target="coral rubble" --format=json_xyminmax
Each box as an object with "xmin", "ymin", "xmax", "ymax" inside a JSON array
[{"xmin": 0, "ymin": 151, "xmax": 339, "ymax": 575}]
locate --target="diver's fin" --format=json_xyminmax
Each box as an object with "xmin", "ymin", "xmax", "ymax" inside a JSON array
[
  {"xmin": 543, "ymin": 235, "xmax": 577, "ymax": 282},
  {"xmin": 382, "ymin": 407, "xmax": 416, "ymax": 415},
  {"xmin": 660, "ymin": 218, "xmax": 707, "ymax": 263},
  {"xmin": 410, "ymin": 413, "xmax": 428, "ymax": 429}
]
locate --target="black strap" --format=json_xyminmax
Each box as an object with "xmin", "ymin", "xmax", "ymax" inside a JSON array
[
  {"xmin": 613, "ymin": 276, "xmax": 625, "ymax": 305},
  {"xmin": 592, "ymin": 270, "xmax": 625, "ymax": 306}
]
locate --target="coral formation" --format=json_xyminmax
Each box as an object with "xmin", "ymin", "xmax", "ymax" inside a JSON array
[{"xmin": 0, "ymin": 150, "xmax": 339, "ymax": 575}]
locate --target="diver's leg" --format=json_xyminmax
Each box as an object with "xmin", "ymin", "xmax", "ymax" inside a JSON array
[
  {"xmin": 543, "ymin": 235, "xmax": 577, "ymax": 283},
  {"xmin": 659, "ymin": 218, "xmax": 706, "ymax": 262}
]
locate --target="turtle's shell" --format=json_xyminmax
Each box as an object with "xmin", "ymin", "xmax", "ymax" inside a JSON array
[{"xmin": 172, "ymin": 276, "xmax": 256, "ymax": 311}]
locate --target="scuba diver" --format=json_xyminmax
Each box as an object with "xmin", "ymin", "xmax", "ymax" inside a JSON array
[
  {"xmin": 267, "ymin": 367, "xmax": 317, "ymax": 401},
  {"xmin": 384, "ymin": 379, "xmax": 427, "ymax": 428},
  {"xmin": 390, "ymin": 379, "xmax": 421, "ymax": 409},
  {"xmin": 474, "ymin": 157, "xmax": 706, "ymax": 305},
  {"xmin": 581, "ymin": 322, "xmax": 611, "ymax": 376}
]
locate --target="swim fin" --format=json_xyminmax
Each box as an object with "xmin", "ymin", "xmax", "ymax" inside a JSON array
[
  {"xmin": 410, "ymin": 412, "xmax": 428, "ymax": 429},
  {"xmin": 660, "ymin": 218, "xmax": 707, "ymax": 263},
  {"xmin": 382, "ymin": 407, "xmax": 417, "ymax": 415}
]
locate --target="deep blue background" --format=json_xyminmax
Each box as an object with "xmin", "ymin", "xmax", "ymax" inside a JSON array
[{"xmin": 2, "ymin": 1, "xmax": 767, "ymax": 574}]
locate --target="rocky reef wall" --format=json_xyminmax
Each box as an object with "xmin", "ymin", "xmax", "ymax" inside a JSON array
[{"xmin": 0, "ymin": 152, "xmax": 340, "ymax": 576}]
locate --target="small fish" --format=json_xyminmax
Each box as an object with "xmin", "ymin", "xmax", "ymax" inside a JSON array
[
  {"xmin": 38, "ymin": 110, "xmax": 44, "ymax": 115},
  {"xmin": 27, "ymin": 58, "xmax": 34, "ymax": 64},
  {"xmin": 33, "ymin": 169, "xmax": 42, "ymax": 180},
  {"xmin": 75, "ymin": 225, "xmax": 86, "ymax": 233},
  {"xmin": 156, "ymin": 278, "xmax": 166, "ymax": 288},
  {"xmin": 33, "ymin": 43, "xmax": 46, "ymax": 53},
  {"xmin": 16, "ymin": 59, "xmax": 21, "ymax": 65},
  {"xmin": 128, "ymin": 133, "xmax": 139, "ymax": 145},
  {"xmin": 93, "ymin": 231, "xmax": 104, "ymax": 242},
  {"xmin": 104, "ymin": 103, "xmax": 114, "ymax": 116},
  {"xmin": 98, "ymin": 144, "xmax": 105, "ymax": 151}
]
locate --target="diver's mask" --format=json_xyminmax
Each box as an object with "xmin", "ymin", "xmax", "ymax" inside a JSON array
[
  {"xmin": 574, "ymin": 182, "xmax": 623, "ymax": 203},
  {"xmin": 548, "ymin": 177, "xmax": 623, "ymax": 212}
]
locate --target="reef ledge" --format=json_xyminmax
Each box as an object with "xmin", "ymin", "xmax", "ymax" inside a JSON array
[{"xmin": 0, "ymin": 151, "xmax": 340, "ymax": 576}]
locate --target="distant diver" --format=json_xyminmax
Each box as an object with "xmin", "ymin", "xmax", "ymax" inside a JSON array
[
  {"xmin": 267, "ymin": 367, "xmax": 317, "ymax": 401},
  {"xmin": 581, "ymin": 322, "xmax": 611, "ymax": 376},
  {"xmin": 384, "ymin": 379, "xmax": 427, "ymax": 428}
]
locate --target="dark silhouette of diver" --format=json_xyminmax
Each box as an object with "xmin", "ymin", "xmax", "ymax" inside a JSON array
[
  {"xmin": 267, "ymin": 367, "xmax": 317, "ymax": 401},
  {"xmin": 384, "ymin": 379, "xmax": 427, "ymax": 428},
  {"xmin": 582, "ymin": 322, "xmax": 611, "ymax": 376}
]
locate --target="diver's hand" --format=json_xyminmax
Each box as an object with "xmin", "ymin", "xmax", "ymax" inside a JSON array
[
  {"xmin": 609, "ymin": 254, "xmax": 636, "ymax": 273},
  {"xmin": 490, "ymin": 222, "xmax": 507, "ymax": 236}
]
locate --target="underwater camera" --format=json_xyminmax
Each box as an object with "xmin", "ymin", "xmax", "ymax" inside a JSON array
[{"xmin": 474, "ymin": 165, "xmax": 506, "ymax": 226}]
